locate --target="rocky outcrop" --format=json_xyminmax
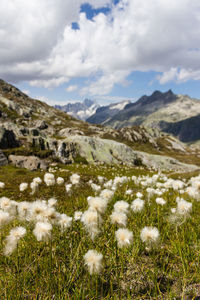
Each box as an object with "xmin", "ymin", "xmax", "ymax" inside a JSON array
[
  {"xmin": 0, "ymin": 150, "xmax": 8, "ymax": 166},
  {"xmin": 8, "ymin": 155, "xmax": 48, "ymax": 170},
  {"xmin": 0, "ymin": 127, "xmax": 20, "ymax": 149},
  {"xmin": 61, "ymin": 135, "xmax": 199, "ymax": 172}
]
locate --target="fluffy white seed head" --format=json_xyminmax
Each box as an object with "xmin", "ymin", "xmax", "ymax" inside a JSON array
[
  {"xmin": 74, "ymin": 211, "xmax": 83, "ymax": 221},
  {"xmin": 84, "ymin": 250, "xmax": 103, "ymax": 275},
  {"xmin": 70, "ymin": 173, "xmax": 80, "ymax": 185},
  {"xmin": 91, "ymin": 183, "xmax": 101, "ymax": 193},
  {"xmin": 99, "ymin": 189, "xmax": 114, "ymax": 202},
  {"xmin": 140, "ymin": 226, "xmax": 159, "ymax": 244},
  {"xmin": 131, "ymin": 198, "xmax": 145, "ymax": 212},
  {"xmin": 44, "ymin": 173, "xmax": 55, "ymax": 186},
  {"xmin": 81, "ymin": 209, "xmax": 102, "ymax": 240},
  {"xmin": 125, "ymin": 189, "xmax": 132, "ymax": 195},
  {"xmin": 48, "ymin": 198, "xmax": 57, "ymax": 207},
  {"xmin": 58, "ymin": 214, "xmax": 72, "ymax": 232},
  {"xmin": 177, "ymin": 199, "xmax": 192, "ymax": 215},
  {"xmin": 27, "ymin": 200, "xmax": 47, "ymax": 222},
  {"xmin": 87, "ymin": 196, "xmax": 108, "ymax": 214},
  {"xmin": 4, "ymin": 226, "xmax": 26, "ymax": 256},
  {"xmin": 114, "ymin": 201, "xmax": 129, "ymax": 214},
  {"xmin": 33, "ymin": 177, "xmax": 42, "ymax": 184},
  {"xmin": 115, "ymin": 228, "xmax": 133, "ymax": 248},
  {"xmin": 33, "ymin": 222, "xmax": 52, "ymax": 242},
  {"xmin": 30, "ymin": 181, "xmax": 39, "ymax": 194},
  {"xmin": 110, "ymin": 211, "xmax": 127, "ymax": 227},
  {"xmin": 136, "ymin": 192, "xmax": 143, "ymax": 198},
  {"xmin": 156, "ymin": 197, "xmax": 166, "ymax": 206},
  {"xmin": 57, "ymin": 177, "xmax": 64, "ymax": 185},
  {"xmin": 17, "ymin": 201, "xmax": 30, "ymax": 221},
  {"xmin": 0, "ymin": 210, "xmax": 12, "ymax": 228},
  {"xmin": 65, "ymin": 183, "xmax": 72, "ymax": 193},
  {"xmin": 19, "ymin": 183, "xmax": 28, "ymax": 192},
  {"xmin": 0, "ymin": 182, "xmax": 5, "ymax": 189}
]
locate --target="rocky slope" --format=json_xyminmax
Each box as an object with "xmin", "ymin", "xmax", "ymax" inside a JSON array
[
  {"xmin": 88, "ymin": 90, "xmax": 200, "ymax": 143},
  {"xmin": 0, "ymin": 79, "xmax": 199, "ymax": 172},
  {"xmin": 55, "ymin": 98, "xmax": 99, "ymax": 121}
]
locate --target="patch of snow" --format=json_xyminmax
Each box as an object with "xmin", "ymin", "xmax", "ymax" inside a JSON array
[{"xmin": 110, "ymin": 101, "xmax": 130, "ymax": 111}]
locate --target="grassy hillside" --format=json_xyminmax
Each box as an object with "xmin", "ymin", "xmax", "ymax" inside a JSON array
[{"xmin": 0, "ymin": 163, "xmax": 200, "ymax": 299}]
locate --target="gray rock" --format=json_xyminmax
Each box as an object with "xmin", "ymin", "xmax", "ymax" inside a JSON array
[
  {"xmin": 8, "ymin": 155, "xmax": 48, "ymax": 170},
  {"xmin": 0, "ymin": 127, "xmax": 20, "ymax": 149},
  {"xmin": 36, "ymin": 120, "xmax": 48, "ymax": 130},
  {"xmin": 0, "ymin": 150, "xmax": 8, "ymax": 166},
  {"xmin": 54, "ymin": 141, "xmax": 77, "ymax": 164}
]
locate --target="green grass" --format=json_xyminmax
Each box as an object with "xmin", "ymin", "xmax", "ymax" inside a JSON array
[{"xmin": 0, "ymin": 164, "xmax": 200, "ymax": 299}]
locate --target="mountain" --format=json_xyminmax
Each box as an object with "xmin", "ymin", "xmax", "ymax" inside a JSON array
[
  {"xmin": 159, "ymin": 114, "xmax": 200, "ymax": 142},
  {"xmin": 55, "ymin": 98, "xmax": 99, "ymax": 121},
  {"xmin": 0, "ymin": 78, "xmax": 199, "ymax": 172},
  {"xmin": 89, "ymin": 90, "xmax": 200, "ymax": 142},
  {"xmin": 86, "ymin": 100, "xmax": 131, "ymax": 124}
]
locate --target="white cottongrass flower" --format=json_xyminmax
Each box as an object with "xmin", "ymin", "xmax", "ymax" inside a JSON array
[
  {"xmin": 70, "ymin": 173, "xmax": 80, "ymax": 185},
  {"xmin": 33, "ymin": 222, "xmax": 52, "ymax": 242},
  {"xmin": 57, "ymin": 177, "xmax": 64, "ymax": 185},
  {"xmin": 171, "ymin": 208, "xmax": 176, "ymax": 214},
  {"xmin": 177, "ymin": 199, "xmax": 192, "ymax": 215},
  {"xmin": 58, "ymin": 214, "xmax": 72, "ymax": 232},
  {"xmin": 125, "ymin": 189, "xmax": 132, "ymax": 195},
  {"xmin": 97, "ymin": 176, "xmax": 104, "ymax": 184},
  {"xmin": 140, "ymin": 227, "xmax": 160, "ymax": 245},
  {"xmin": 156, "ymin": 197, "xmax": 166, "ymax": 206},
  {"xmin": 4, "ymin": 226, "xmax": 26, "ymax": 256},
  {"xmin": 0, "ymin": 182, "xmax": 5, "ymax": 189},
  {"xmin": 131, "ymin": 198, "xmax": 145, "ymax": 212},
  {"xmin": 42, "ymin": 207, "xmax": 58, "ymax": 224},
  {"xmin": 19, "ymin": 182, "xmax": 28, "ymax": 192},
  {"xmin": 91, "ymin": 183, "xmax": 101, "ymax": 193},
  {"xmin": 115, "ymin": 228, "xmax": 133, "ymax": 248},
  {"xmin": 30, "ymin": 181, "xmax": 39, "ymax": 194},
  {"xmin": 81, "ymin": 209, "xmax": 102, "ymax": 240},
  {"xmin": 33, "ymin": 177, "xmax": 42, "ymax": 184},
  {"xmin": 17, "ymin": 201, "xmax": 30, "ymax": 221},
  {"xmin": 110, "ymin": 211, "xmax": 127, "ymax": 227},
  {"xmin": 48, "ymin": 198, "xmax": 57, "ymax": 207},
  {"xmin": 114, "ymin": 201, "xmax": 129, "ymax": 214},
  {"xmin": 44, "ymin": 173, "xmax": 55, "ymax": 186},
  {"xmin": 74, "ymin": 211, "xmax": 83, "ymax": 221},
  {"xmin": 0, "ymin": 197, "xmax": 16, "ymax": 215},
  {"xmin": 87, "ymin": 196, "xmax": 108, "ymax": 214},
  {"xmin": 0, "ymin": 210, "xmax": 12, "ymax": 228},
  {"xmin": 136, "ymin": 192, "xmax": 143, "ymax": 198},
  {"xmin": 0, "ymin": 197, "xmax": 11, "ymax": 211},
  {"xmin": 65, "ymin": 183, "xmax": 72, "ymax": 193},
  {"xmin": 84, "ymin": 250, "xmax": 103, "ymax": 275},
  {"xmin": 27, "ymin": 200, "xmax": 47, "ymax": 222},
  {"xmin": 99, "ymin": 189, "xmax": 114, "ymax": 202}
]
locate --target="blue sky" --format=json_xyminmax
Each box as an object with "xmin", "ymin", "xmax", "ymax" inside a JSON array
[{"xmin": 1, "ymin": 0, "xmax": 200, "ymax": 105}]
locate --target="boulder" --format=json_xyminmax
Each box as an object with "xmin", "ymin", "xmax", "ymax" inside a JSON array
[
  {"xmin": 36, "ymin": 120, "xmax": 48, "ymax": 130},
  {"xmin": 8, "ymin": 155, "xmax": 48, "ymax": 171},
  {"xmin": 0, "ymin": 150, "xmax": 8, "ymax": 166},
  {"xmin": 0, "ymin": 127, "xmax": 20, "ymax": 149}
]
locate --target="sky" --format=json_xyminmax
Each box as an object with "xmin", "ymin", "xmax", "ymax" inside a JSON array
[{"xmin": 1, "ymin": 0, "xmax": 200, "ymax": 106}]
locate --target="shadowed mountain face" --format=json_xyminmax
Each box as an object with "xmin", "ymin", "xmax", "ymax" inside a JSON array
[{"xmin": 159, "ymin": 114, "xmax": 200, "ymax": 142}]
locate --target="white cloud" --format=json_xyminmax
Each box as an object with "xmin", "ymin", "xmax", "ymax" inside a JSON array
[
  {"xmin": 1, "ymin": 0, "xmax": 200, "ymax": 95},
  {"xmin": 66, "ymin": 85, "xmax": 78, "ymax": 92}
]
